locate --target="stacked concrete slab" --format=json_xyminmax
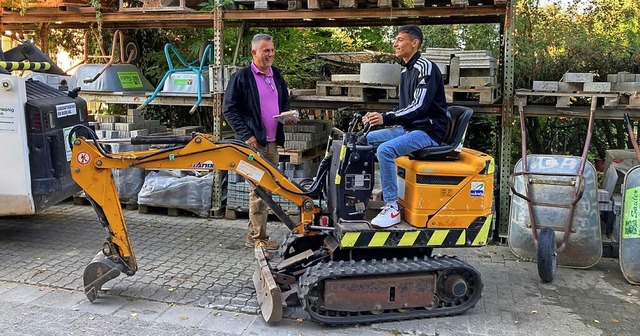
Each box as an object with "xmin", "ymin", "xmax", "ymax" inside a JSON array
[
  {"xmin": 226, "ymin": 120, "xmax": 327, "ymax": 216},
  {"xmin": 529, "ymin": 71, "xmax": 640, "ymax": 107},
  {"xmin": 283, "ymin": 120, "xmax": 330, "ymax": 150},
  {"xmin": 92, "ymin": 109, "xmax": 168, "ymax": 139},
  {"xmin": 424, "ymin": 48, "xmax": 497, "ymax": 88}
]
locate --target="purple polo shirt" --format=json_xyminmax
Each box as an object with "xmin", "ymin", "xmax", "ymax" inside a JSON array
[{"xmin": 251, "ymin": 62, "xmax": 280, "ymax": 143}]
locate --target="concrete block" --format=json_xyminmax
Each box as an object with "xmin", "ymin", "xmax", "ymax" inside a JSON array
[
  {"xmin": 618, "ymin": 72, "xmax": 636, "ymax": 82},
  {"xmin": 562, "ymin": 72, "xmax": 593, "ymax": 83},
  {"xmin": 583, "ymin": 82, "xmax": 612, "ymax": 92},
  {"xmin": 448, "ymin": 57, "xmax": 460, "ymax": 86},
  {"xmin": 604, "ymin": 97, "xmax": 619, "ymax": 107},
  {"xmin": 556, "ymin": 96, "xmax": 571, "ymax": 107},
  {"xmin": 172, "ymin": 126, "xmax": 204, "ymax": 135},
  {"xmin": 424, "ymin": 47, "xmax": 458, "ymax": 58},
  {"xmin": 130, "ymin": 129, "xmax": 150, "ymax": 137},
  {"xmin": 614, "ymin": 82, "xmax": 640, "ymax": 92},
  {"xmin": 359, "ymin": 63, "xmax": 401, "ymax": 86},
  {"xmin": 144, "ymin": 119, "xmax": 161, "ymax": 128},
  {"xmin": 339, "ymin": 0, "xmax": 356, "ymax": 8},
  {"xmin": 96, "ymin": 115, "xmax": 118, "ymax": 123},
  {"xmin": 126, "ymin": 114, "xmax": 145, "ymax": 124},
  {"xmin": 532, "ymin": 81, "xmax": 559, "ymax": 92},
  {"xmin": 607, "ymin": 74, "xmax": 619, "ymax": 83},
  {"xmin": 558, "ymin": 82, "xmax": 583, "ymax": 92},
  {"xmin": 515, "ymin": 95, "xmax": 528, "ymax": 107},
  {"xmin": 331, "ymin": 74, "xmax": 360, "ymax": 83},
  {"xmin": 104, "ymin": 130, "xmax": 119, "ymax": 139},
  {"xmin": 99, "ymin": 122, "xmax": 114, "ymax": 130},
  {"xmin": 460, "ymin": 67, "xmax": 496, "ymax": 77},
  {"xmin": 435, "ymin": 62, "xmax": 448, "ymax": 75},
  {"xmin": 455, "ymin": 50, "xmax": 494, "ymax": 58},
  {"xmin": 459, "ymin": 76, "xmax": 496, "ymax": 87},
  {"xmin": 114, "ymin": 122, "xmax": 143, "ymax": 131}
]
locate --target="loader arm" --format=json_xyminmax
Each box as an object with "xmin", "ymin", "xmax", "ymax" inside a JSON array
[{"xmin": 70, "ymin": 132, "xmax": 320, "ymax": 301}]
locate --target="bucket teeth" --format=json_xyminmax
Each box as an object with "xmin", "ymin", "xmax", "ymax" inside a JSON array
[{"xmin": 83, "ymin": 252, "xmax": 125, "ymax": 302}]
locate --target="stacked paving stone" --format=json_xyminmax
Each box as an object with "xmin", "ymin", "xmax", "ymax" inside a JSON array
[
  {"xmin": 423, "ymin": 48, "xmax": 500, "ymax": 104},
  {"xmin": 227, "ymin": 120, "xmax": 328, "ymax": 215},
  {"xmin": 90, "ymin": 109, "xmax": 168, "ymax": 139},
  {"xmin": 424, "ymin": 48, "xmax": 498, "ymax": 88},
  {"xmin": 283, "ymin": 120, "xmax": 330, "ymax": 150},
  {"xmin": 530, "ymin": 71, "xmax": 640, "ymax": 108}
]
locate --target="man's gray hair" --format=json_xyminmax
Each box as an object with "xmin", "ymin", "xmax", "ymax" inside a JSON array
[{"xmin": 251, "ymin": 34, "xmax": 273, "ymax": 49}]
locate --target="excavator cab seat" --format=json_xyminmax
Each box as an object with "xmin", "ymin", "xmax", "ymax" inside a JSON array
[{"xmin": 408, "ymin": 105, "xmax": 473, "ymax": 161}]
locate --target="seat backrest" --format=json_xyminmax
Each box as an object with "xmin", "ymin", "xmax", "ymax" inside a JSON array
[
  {"xmin": 445, "ymin": 105, "xmax": 474, "ymax": 150},
  {"xmin": 408, "ymin": 105, "xmax": 473, "ymax": 160}
]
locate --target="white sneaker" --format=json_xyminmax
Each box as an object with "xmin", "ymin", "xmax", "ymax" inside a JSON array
[{"xmin": 370, "ymin": 204, "xmax": 401, "ymax": 228}]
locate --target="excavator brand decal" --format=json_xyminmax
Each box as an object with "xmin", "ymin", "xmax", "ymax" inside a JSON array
[
  {"xmin": 340, "ymin": 215, "xmax": 492, "ymax": 248},
  {"xmin": 191, "ymin": 161, "xmax": 214, "ymax": 169}
]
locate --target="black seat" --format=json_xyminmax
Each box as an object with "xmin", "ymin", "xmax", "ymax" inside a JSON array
[{"xmin": 409, "ymin": 105, "xmax": 474, "ymax": 160}]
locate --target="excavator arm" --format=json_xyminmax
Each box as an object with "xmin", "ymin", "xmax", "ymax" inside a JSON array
[{"xmin": 69, "ymin": 129, "xmax": 320, "ymax": 307}]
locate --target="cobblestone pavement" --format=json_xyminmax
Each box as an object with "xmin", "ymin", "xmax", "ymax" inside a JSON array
[{"xmin": 1, "ymin": 201, "xmax": 639, "ymax": 335}]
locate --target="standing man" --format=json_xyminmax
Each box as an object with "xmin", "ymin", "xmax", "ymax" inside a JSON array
[
  {"xmin": 223, "ymin": 33, "xmax": 298, "ymax": 256},
  {"xmin": 363, "ymin": 25, "xmax": 449, "ymax": 229}
]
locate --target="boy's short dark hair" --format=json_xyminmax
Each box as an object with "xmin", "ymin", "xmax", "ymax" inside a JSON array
[{"xmin": 396, "ymin": 25, "xmax": 424, "ymax": 46}]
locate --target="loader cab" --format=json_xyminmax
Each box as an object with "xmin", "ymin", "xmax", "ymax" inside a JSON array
[{"xmin": 0, "ymin": 74, "xmax": 89, "ymax": 216}]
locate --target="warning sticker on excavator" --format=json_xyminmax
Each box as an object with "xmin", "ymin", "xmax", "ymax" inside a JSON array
[
  {"xmin": 76, "ymin": 151, "xmax": 91, "ymax": 165},
  {"xmin": 236, "ymin": 160, "xmax": 264, "ymax": 182}
]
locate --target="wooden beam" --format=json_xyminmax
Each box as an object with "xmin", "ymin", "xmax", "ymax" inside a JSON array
[{"xmin": 0, "ymin": 6, "xmax": 507, "ymax": 30}]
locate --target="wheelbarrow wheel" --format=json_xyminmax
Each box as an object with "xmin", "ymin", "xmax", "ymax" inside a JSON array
[{"xmin": 537, "ymin": 227, "xmax": 557, "ymax": 283}]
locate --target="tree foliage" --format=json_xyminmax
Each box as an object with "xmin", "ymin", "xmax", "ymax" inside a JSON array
[
  {"xmin": 35, "ymin": 1, "xmax": 640, "ymax": 157},
  {"xmin": 514, "ymin": 0, "xmax": 640, "ymax": 160}
]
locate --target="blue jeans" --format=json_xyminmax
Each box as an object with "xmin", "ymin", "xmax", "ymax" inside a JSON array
[{"xmin": 366, "ymin": 127, "xmax": 438, "ymax": 204}]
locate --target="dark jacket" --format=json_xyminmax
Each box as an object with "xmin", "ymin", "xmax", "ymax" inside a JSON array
[
  {"xmin": 223, "ymin": 63, "xmax": 290, "ymax": 147},
  {"xmin": 382, "ymin": 52, "xmax": 448, "ymax": 144}
]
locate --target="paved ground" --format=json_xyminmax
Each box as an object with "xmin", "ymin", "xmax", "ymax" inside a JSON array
[{"xmin": 0, "ymin": 201, "xmax": 639, "ymax": 335}]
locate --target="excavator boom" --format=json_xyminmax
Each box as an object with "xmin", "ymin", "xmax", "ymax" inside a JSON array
[{"xmin": 70, "ymin": 130, "xmax": 320, "ymax": 309}]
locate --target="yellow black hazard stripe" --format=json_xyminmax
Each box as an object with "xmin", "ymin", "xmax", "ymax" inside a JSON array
[
  {"xmin": 340, "ymin": 215, "xmax": 492, "ymax": 248},
  {"xmin": 0, "ymin": 61, "xmax": 52, "ymax": 72}
]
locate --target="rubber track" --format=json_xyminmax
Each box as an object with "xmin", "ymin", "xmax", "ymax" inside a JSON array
[{"xmin": 298, "ymin": 255, "xmax": 482, "ymax": 325}]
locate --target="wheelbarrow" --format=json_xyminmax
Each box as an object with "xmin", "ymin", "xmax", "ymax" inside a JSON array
[
  {"xmin": 508, "ymin": 98, "xmax": 602, "ymax": 283},
  {"xmin": 619, "ymin": 113, "xmax": 640, "ymax": 284}
]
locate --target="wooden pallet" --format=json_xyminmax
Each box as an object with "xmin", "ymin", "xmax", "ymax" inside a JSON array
[
  {"xmin": 515, "ymin": 90, "xmax": 621, "ymax": 108},
  {"xmin": 445, "ymin": 85, "xmax": 501, "ymax": 105},
  {"xmin": 278, "ymin": 145, "xmax": 325, "ymax": 164},
  {"xmin": 233, "ymin": 0, "xmax": 299, "ymax": 9},
  {"xmin": 138, "ymin": 204, "xmax": 198, "ymax": 217},
  {"xmin": 316, "ymin": 81, "xmax": 398, "ymax": 100}
]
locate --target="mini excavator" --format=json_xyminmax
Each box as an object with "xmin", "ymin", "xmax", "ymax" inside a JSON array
[{"xmin": 68, "ymin": 106, "xmax": 494, "ymax": 325}]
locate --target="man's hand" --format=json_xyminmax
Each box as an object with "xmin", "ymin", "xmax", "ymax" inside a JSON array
[
  {"xmin": 363, "ymin": 112, "xmax": 384, "ymax": 126},
  {"xmin": 284, "ymin": 116, "xmax": 300, "ymax": 125},
  {"xmin": 245, "ymin": 136, "xmax": 259, "ymax": 150}
]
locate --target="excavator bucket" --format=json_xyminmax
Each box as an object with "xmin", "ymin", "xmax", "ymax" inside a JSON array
[
  {"xmin": 252, "ymin": 245, "xmax": 283, "ymax": 323},
  {"xmin": 83, "ymin": 252, "xmax": 125, "ymax": 302}
]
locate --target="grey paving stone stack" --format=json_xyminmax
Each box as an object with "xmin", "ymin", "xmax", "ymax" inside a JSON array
[
  {"xmin": 94, "ymin": 109, "xmax": 168, "ymax": 139},
  {"xmin": 283, "ymin": 120, "xmax": 330, "ymax": 150}
]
